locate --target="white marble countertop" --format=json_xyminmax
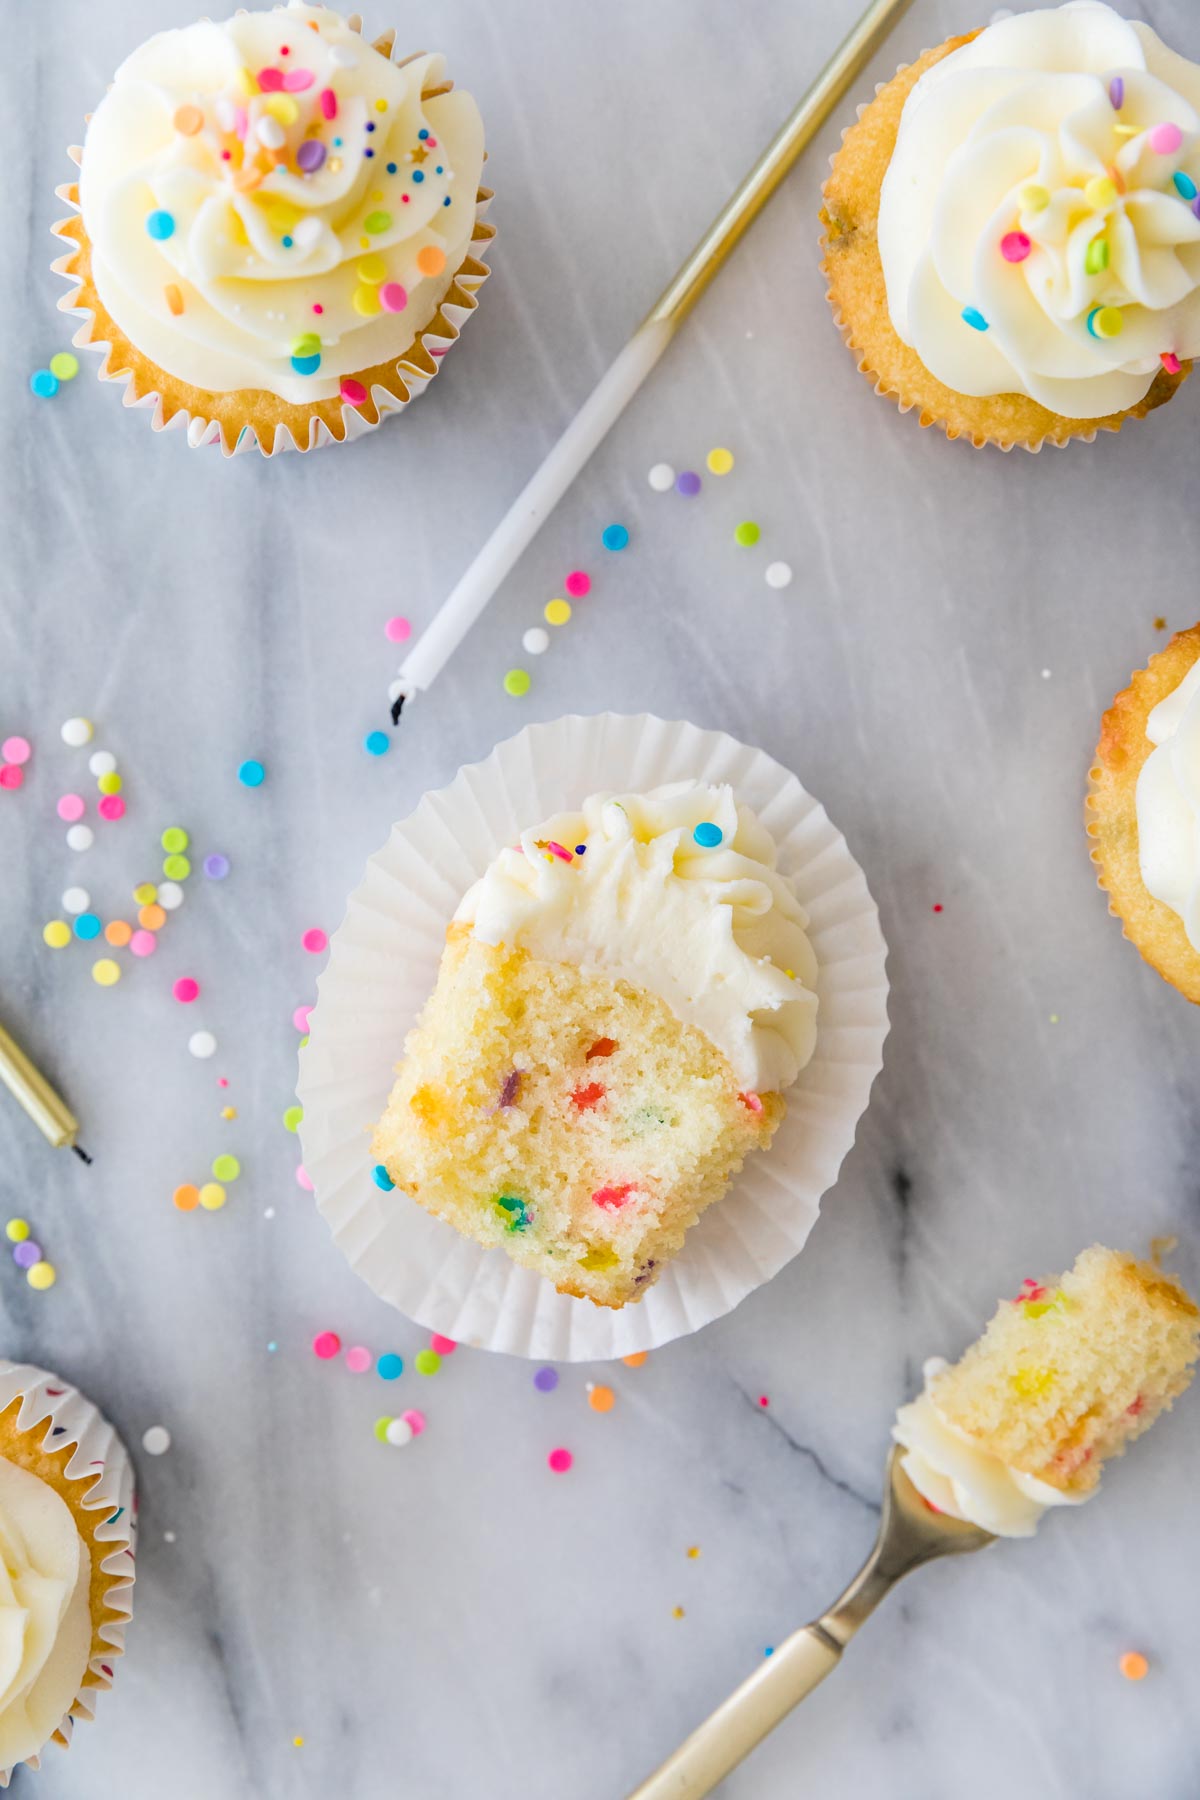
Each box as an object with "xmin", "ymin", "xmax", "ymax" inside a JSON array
[{"xmin": 3, "ymin": 0, "xmax": 1200, "ymax": 1795}]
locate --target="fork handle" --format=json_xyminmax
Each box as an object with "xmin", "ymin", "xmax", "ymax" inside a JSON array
[{"xmin": 625, "ymin": 1622, "xmax": 843, "ymax": 1800}]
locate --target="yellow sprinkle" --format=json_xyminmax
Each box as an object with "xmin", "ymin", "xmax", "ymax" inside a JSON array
[
  {"xmin": 27, "ymin": 1262, "xmax": 56, "ymax": 1291},
  {"xmin": 686, "ymin": 1546, "xmax": 701, "ymax": 1559},
  {"xmin": 5, "ymin": 1220, "xmax": 29, "ymax": 1243},
  {"xmin": 199, "ymin": 1183, "xmax": 227, "ymax": 1212},
  {"xmin": 97, "ymin": 771, "xmax": 122, "ymax": 796},
  {"xmin": 784, "ymin": 968, "xmax": 794, "ymax": 979},
  {"xmin": 1084, "ymin": 174, "xmax": 1117, "ymax": 211},
  {"xmin": 133, "ymin": 883, "xmax": 157, "ymax": 906},
  {"xmin": 293, "ymin": 1736, "xmax": 305, "ymax": 1748},
  {"xmin": 92, "ymin": 959, "xmax": 121, "ymax": 987},
  {"xmin": 353, "ymin": 284, "xmax": 381, "ymax": 317},
  {"xmin": 544, "ymin": 599, "xmax": 571, "ymax": 626},
  {"xmin": 221, "ymin": 1106, "xmax": 238, "ymax": 1121},
  {"xmin": 672, "ymin": 1607, "xmax": 685, "ymax": 1620},
  {"xmin": 375, "ymin": 98, "xmax": 388, "ymax": 112},
  {"xmin": 1092, "ymin": 306, "xmax": 1123, "ymax": 339},
  {"xmin": 235, "ymin": 66, "xmax": 258, "ymax": 97},
  {"xmin": 1020, "ymin": 183, "xmax": 1050, "ymax": 212},
  {"xmin": 264, "ymin": 93, "xmax": 299, "ymax": 126},
  {"xmin": 706, "ymin": 447, "xmax": 734, "ymax": 476},
  {"xmin": 165, "ymin": 283, "xmax": 184, "ymax": 316},
  {"xmin": 357, "ymin": 254, "xmax": 387, "ymax": 285},
  {"xmin": 42, "ymin": 921, "xmax": 71, "ymax": 949}
]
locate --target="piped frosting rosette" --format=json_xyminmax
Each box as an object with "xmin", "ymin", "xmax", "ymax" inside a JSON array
[
  {"xmin": 53, "ymin": 3, "xmax": 494, "ymax": 453},
  {"xmin": 878, "ymin": 1, "xmax": 1200, "ymax": 421}
]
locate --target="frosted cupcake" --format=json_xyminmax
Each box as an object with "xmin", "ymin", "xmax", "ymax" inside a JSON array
[
  {"xmin": 54, "ymin": 2, "xmax": 492, "ymax": 454},
  {"xmin": 372, "ymin": 782, "xmax": 820, "ymax": 1309},
  {"xmin": 895, "ymin": 1247, "xmax": 1199, "ymax": 1536},
  {"xmin": 0, "ymin": 1363, "xmax": 135, "ymax": 1780},
  {"xmin": 821, "ymin": 2, "xmax": 1200, "ymax": 450},
  {"xmin": 1088, "ymin": 624, "xmax": 1200, "ymax": 1002}
]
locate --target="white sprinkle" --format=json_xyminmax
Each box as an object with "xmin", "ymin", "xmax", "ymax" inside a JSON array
[
  {"xmin": 158, "ymin": 882, "xmax": 185, "ymax": 911},
  {"xmin": 188, "ymin": 1030, "xmax": 217, "ymax": 1059},
  {"xmin": 1041, "ymin": 668, "xmax": 1052, "ymax": 680},
  {"xmin": 66, "ymin": 825, "xmax": 94, "ymax": 853},
  {"xmin": 522, "ymin": 627, "xmax": 550, "ymax": 656},
  {"xmin": 264, "ymin": 1207, "xmax": 276, "ymax": 1220},
  {"xmin": 764, "ymin": 562, "xmax": 793, "ymax": 590},
  {"xmin": 163, "ymin": 1530, "xmax": 176, "ymax": 1543},
  {"xmin": 385, "ymin": 1418, "xmax": 414, "ymax": 1448},
  {"xmin": 142, "ymin": 1426, "xmax": 171, "ymax": 1456},
  {"xmin": 648, "ymin": 463, "xmax": 675, "ymax": 492},
  {"xmin": 60, "ymin": 717, "xmax": 92, "ymax": 748},
  {"xmin": 61, "ymin": 886, "xmax": 89, "ymax": 914},
  {"xmin": 293, "ymin": 216, "xmax": 322, "ymax": 249},
  {"xmin": 215, "ymin": 98, "xmax": 238, "ymax": 132},
  {"xmin": 88, "ymin": 750, "xmax": 117, "ymax": 778},
  {"xmin": 256, "ymin": 115, "xmax": 286, "ymax": 150}
]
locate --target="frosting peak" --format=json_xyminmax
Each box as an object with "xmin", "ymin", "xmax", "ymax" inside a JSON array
[
  {"xmin": 454, "ymin": 782, "xmax": 820, "ymax": 1093},
  {"xmin": 0, "ymin": 1458, "xmax": 92, "ymax": 1770},
  {"xmin": 878, "ymin": 2, "xmax": 1200, "ymax": 418},
  {"xmin": 1136, "ymin": 657, "xmax": 1200, "ymax": 949}
]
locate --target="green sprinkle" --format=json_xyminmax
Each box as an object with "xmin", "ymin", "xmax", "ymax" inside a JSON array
[
  {"xmin": 49, "ymin": 352, "xmax": 79, "ymax": 382},
  {"xmin": 734, "ymin": 521, "xmax": 761, "ymax": 548},
  {"xmin": 162, "ymin": 854, "xmax": 191, "ymax": 881},
  {"xmin": 1084, "ymin": 236, "xmax": 1109, "ymax": 274},
  {"xmin": 160, "ymin": 827, "xmax": 189, "ymax": 854},
  {"xmin": 414, "ymin": 1349, "xmax": 441, "ymax": 1375},
  {"xmin": 283, "ymin": 1105, "xmax": 304, "ymax": 1133},
  {"xmin": 373, "ymin": 1416, "xmax": 394, "ymax": 1443},
  {"xmin": 503, "ymin": 669, "xmax": 531, "ymax": 697},
  {"xmin": 211, "ymin": 1154, "xmax": 240, "ymax": 1182},
  {"xmin": 364, "ymin": 210, "xmax": 393, "ymax": 235}
]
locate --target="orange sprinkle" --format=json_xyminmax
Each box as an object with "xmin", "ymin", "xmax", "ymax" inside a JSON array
[
  {"xmin": 138, "ymin": 904, "xmax": 166, "ymax": 932},
  {"xmin": 233, "ymin": 165, "xmax": 264, "ymax": 192},
  {"xmin": 672, "ymin": 1607, "xmax": 685, "ymax": 1620},
  {"xmin": 416, "ymin": 245, "xmax": 447, "ymax": 279},
  {"xmin": 686, "ymin": 1546, "xmax": 700, "ymax": 1559},
  {"xmin": 173, "ymin": 103, "xmax": 204, "ymax": 136},
  {"xmin": 1119, "ymin": 1652, "xmax": 1149, "ymax": 1682},
  {"xmin": 104, "ymin": 919, "xmax": 132, "ymax": 947},
  {"xmin": 588, "ymin": 1384, "xmax": 615, "ymax": 1414},
  {"xmin": 173, "ymin": 1184, "xmax": 200, "ymax": 1212},
  {"xmin": 164, "ymin": 284, "xmax": 184, "ymax": 316},
  {"xmin": 622, "ymin": 1352, "xmax": 648, "ymax": 1368}
]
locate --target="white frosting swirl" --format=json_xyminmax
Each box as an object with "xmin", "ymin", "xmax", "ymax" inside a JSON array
[
  {"xmin": 0, "ymin": 1457, "xmax": 92, "ymax": 1769},
  {"xmin": 1136, "ymin": 656, "xmax": 1200, "ymax": 949},
  {"xmin": 878, "ymin": 2, "xmax": 1200, "ymax": 418},
  {"xmin": 894, "ymin": 1360, "xmax": 1088, "ymax": 1538},
  {"xmin": 78, "ymin": 3, "xmax": 484, "ymax": 402},
  {"xmin": 454, "ymin": 782, "xmax": 820, "ymax": 1093}
]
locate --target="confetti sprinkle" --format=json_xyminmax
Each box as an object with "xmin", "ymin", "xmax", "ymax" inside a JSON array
[
  {"xmin": 401, "ymin": 1409, "xmax": 426, "ymax": 1436},
  {"xmin": 129, "ymin": 930, "xmax": 157, "ymax": 958},
  {"xmin": 1087, "ymin": 305, "xmax": 1123, "ymax": 339},
  {"xmin": 1, "ymin": 737, "xmax": 30, "ymax": 764},
  {"xmin": 345, "ymin": 1346, "xmax": 372, "ymax": 1374},
  {"xmin": 30, "ymin": 371, "xmax": 58, "ymax": 399},
  {"xmin": 237, "ymin": 760, "xmax": 265, "ymax": 788},
  {"xmin": 648, "ymin": 464, "xmax": 676, "ymax": 493},
  {"xmin": 1161, "ymin": 352, "xmax": 1182, "ymax": 374},
  {"xmin": 98, "ymin": 796, "xmax": 126, "ymax": 822},
  {"xmin": 56, "ymin": 794, "xmax": 85, "ymax": 823},
  {"xmin": 675, "ymin": 470, "xmax": 701, "ymax": 496},
  {"xmin": 62, "ymin": 887, "xmax": 89, "ymax": 915},
  {"xmin": 158, "ymin": 882, "xmax": 184, "ymax": 911},
  {"xmin": 377, "ymin": 1353, "xmax": 403, "ymax": 1380},
  {"xmin": 1119, "ymin": 1651, "xmax": 1149, "ymax": 1681},
  {"xmin": 547, "ymin": 1448, "xmax": 573, "ymax": 1473},
  {"xmin": 66, "ymin": 825, "xmax": 94, "ymax": 852},
  {"xmin": 49, "ymin": 353, "xmax": 79, "ymax": 383},
  {"xmin": 0, "ymin": 768, "xmax": 23, "ymax": 791},
  {"xmin": 4, "ymin": 1221, "xmax": 28, "ymax": 1243},
  {"xmin": 173, "ymin": 1185, "xmax": 199, "ymax": 1212},
  {"xmin": 384, "ymin": 1417, "xmax": 414, "ymax": 1447},
  {"xmin": 173, "ymin": 978, "xmax": 200, "ymax": 1004},
  {"xmin": 414, "ymin": 1349, "xmax": 441, "ymax": 1376},
  {"xmin": 212, "ymin": 1154, "xmax": 240, "ymax": 1182},
  {"xmin": 1000, "ymin": 231, "xmax": 1031, "ymax": 263},
  {"xmin": 734, "ymin": 521, "xmax": 760, "ymax": 548},
  {"xmin": 42, "ymin": 922, "xmax": 70, "ymax": 949},
  {"xmin": 27, "ymin": 1262, "xmax": 55, "ymax": 1291},
  {"xmin": 313, "ymin": 1331, "xmax": 341, "ymax": 1359},
  {"xmin": 92, "ymin": 959, "xmax": 121, "ymax": 986},
  {"xmin": 503, "ymin": 669, "xmax": 531, "ymax": 697},
  {"xmin": 204, "ymin": 854, "xmax": 230, "ymax": 879},
  {"xmin": 301, "ymin": 928, "xmax": 328, "ymax": 955},
  {"xmin": 533, "ymin": 1367, "xmax": 559, "ymax": 1392},
  {"xmin": 146, "ymin": 210, "xmax": 176, "ymax": 241},
  {"xmin": 522, "ymin": 627, "xmax": 549, "ymax": 656},
  {"xmin": 199, "ymin": 1183, "xmax": 226, "ymax": 1211},
  {"xmin": 384, "ymin": 615, "xmax": 411, "ymax": 643},
  {"xmin": 601, "ymin": 523, "xmax": 629, "ymax": 551},
  {"xmin": 1084, "ymin": 175, "xmax": 1117, "ymax": 211},
  {"xmin": 588, "ymin": 1384, "xmax": 615, "ymax": 1413},
  {"xmin": 1148, "ymin": 121, "xmax": 1182, "ymax": 155},
  {"xmin": 764, "ymin": 561, "xmax": 793, "ymax": 589},
  {"xmin": 706, "ymin": 447, "xmax": 734, "ymax": 475},
  {"xmin": 141, "ymin": 1426, "xmax": 171, "ymax": 1456},
  {"xmin": 564, "ymin": 571, "xmax": 591, "ymax": 599},
  {"xmin": 188, "ymin": 1031, "xmax": 217, "ymax": 1059},
  {"xmin": 283, "ymin": 1105, "xmax": 303, "ymax": 1133},
  {"xmin": 430, "ymin": 1334, "xmax": 456, "ymax": 1356},
  {"xmin": 416, "ymin": 245, "xmax": 446, "ymax": 277},
  {"xmin": 622, "ymin": 1352, "xmax": 648, "ymax": 1368},
  {"xmin": 686, "ymin": 1545, "xmax": 701, "ymax": 1559},
  {"xmin": 74, "ymin": 914, "xmax": 101, "ymax": 941},
  {"xmin": 293, "ymin": 1006, "xmax": 313, "ymax": 1032}
]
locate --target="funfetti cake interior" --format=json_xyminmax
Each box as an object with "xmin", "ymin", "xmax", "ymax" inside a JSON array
[{"xmin": 371, "ymin": 782, "xmax": 820, "ymax": 1308}]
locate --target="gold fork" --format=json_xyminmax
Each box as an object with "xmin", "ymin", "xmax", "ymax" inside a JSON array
[{"xmin": 627, "ymin": 1446, "xmax": 994, "ymax": 1800}]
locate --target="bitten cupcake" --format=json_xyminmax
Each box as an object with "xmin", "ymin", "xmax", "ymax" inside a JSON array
[
  {"xmin": 54, "ymin": 2, "xmax": 493, "ymax": 454},
  {"xmin": 0, "ymin": 1363, "xmax": 135, "ymax": 1782},
  {"xmin": 821, "ymin": 2, "xmax": 1200, "ymax": 450},
  {"xmin": 372, "ymin": 782, "xmax": 820, "ymax": 1309},
  {"xmin": 1088, "ymin": 623, "xmax": 1200, "ymax": 1002}
]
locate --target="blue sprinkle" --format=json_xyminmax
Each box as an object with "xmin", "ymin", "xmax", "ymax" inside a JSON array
[
  {"xmin": 372, "ymin": 1163, "xmax": 395, "ymax": 1191},
  {"xmin": 237, "ymin": 759, "xmax": 265, "ymax": 788},
  {"xmin": 267, "ymin": 1342, "xmax": 277, "ymax": 1353},
  {"xmin": 574, "ymin": 844, "xmax": 587, "ymax": 856},
  {"xmin": 435, "ymin": 166, "xmax": 443, "ymax": 175},
  {"xmin": 377, "ymin": 1353, "xmax": 404, "ymax": 1380},
  {"xmin": 387, "ymin": 162, "xmax": 397, "ymax": 174},
  {"xmin": 146, "ymin": 209, "xmax": 175, "ymax": 240},
  {"xmin": 291, "ymin": 352, "xmax": 321, "ymax": 376},
  {"xmin": 1174, "ymin": 171, "xmax": 1198, "ymax": 201},
  {"xmin": 365, "ymin": 121, "xmax": 376, "ymax": 133},
  {"xmin": 1086, "ymin": 305, "xmax": 1102, "ymax": 338},
  {"xmin": 74, "ymin": 913, "xmax": 102, "ymax": 941},
  {"xmin": 443, "ymin": 197, "xmax": 451, "ymax": 207},
  {"xmin": 281, "ymin": 234, "xmax": 294, "ymax": 248},
  {"xmin": 364, "ymin": 148, "xmax": 374, "ymax": 158},
  {"xmin": 30, "ymin": 369, "xmax": 58, "ymax": 398},
  {"xmin": 418, "ymin": 129, "xmax": 429, "ymax": 140},
  {"xmin": 693, "ymin": 822, "xmax": 723, "ymax": 849},
  {"xmin": 364, "ymin": 730, "xmax": 390, "ymax": 757},
  {"xmin": 412, "ymin": 169, "xmax": 424, "ymax": 184},
  {"xmin": 764, "ymin": 1647, "xmax": 775, "ymax": 1657},
  {"xmin": 961, "ymin": 306, "xmax": 989, "ymax": 332},
  {"xmin": 333, "ymin": 137, "xmax": 343, "ymax": 147},
  {"xmin": 601, "ymin": 522, "xmax": 629, "ymax": 552}
]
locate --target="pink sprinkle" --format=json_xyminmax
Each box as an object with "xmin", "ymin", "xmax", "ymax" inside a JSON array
[
  {"xmin": 98, "ymin": 796, "xmax": 125, "ymax": 821},
  {"xmin": 312, "ymin": 303, "xmax": 324, "ymax": 315},
  {"xmin": 128, "ymin": 930, "xmax": 156, "ymax": 958},
  {"xmin": 345, "ymin": 1345, "xmax": 372, "ymax": 1373},
  {"xmin": 384, "ymin": 616, "xmax": 411, "ymax": 643},
  {"xmin": 379, "ymin": 281, "xmax": 408, "ymax": 313},
  {"xmin": 282, "ymin": 67, "xmax": 315, "ymax": 92},
  {"xmin": 0, "ymin": 766, "xmax": 23, "ymax": 791},
  {"xmin": 740, "ymin": 1092, "xmax": 764, "ymax": 1115},
  {"xmin": 173, "ymin": 977, "xmax": 200, "ymax": 1004},
  {"xmin": 56, "ymin": 793, "xmax": 85, "ymax": 823},
  {"xmin": 430, "ymin": 1334, "xmax": 457, "ymax": 1355},
  {"xmin": 401, "ymin": 1408, "xmax": 426, "ymax": 1436},
  {"xmin": 293, "ymin": 1004, "xmax": 312, "ymax": 1032},
  {"xmin": 1162, "ymin": 351, "xmax": 1182, "ymax": 373},
  {"xmin": 564, "ymin": 570, "xmax": 591, "ymax": 598},
  {"xmin": 1000, "ymin": 230, "xmax": 1031, "ymax": 264},
  {"xmin": 758, "ymin": 1395, "xmax": 769, "ymax": 1408},
  {"xmin": 1, "ymin": 736, "xmax": 31, "ymax": 765},
  {"xmin": 319, "ymin": 86, "xmax": 338, "ymax": 120},
  {"xmin": 295, "ymin": 1163, "xmax": 313, "ymax": 1190},
  {"xmin": 592, "ymin": 1184, "xmax": 635, "ymax": 1210},
  {"xmin": 1148, "ymin": 121, "xmax": 1183, "ymax": 155},
  {"xmin": 400, "ymin": 194, "xmax": 410, "ymax": 204},
  {"xmin": 301, "ymin": 928, "xmax": 328, "ymax": 954},
  {"xmin": 425, "ymin": 137, "xmax": 438, "ymax": 150},
  {"xmin": 340, "ymin": 378, "xmax": 368, "ymax": 406},
  {"xmin": 546, "ymin": 841, "xmax": 573, "ymax": 862},
  {"xmin": 233, "ymin": 105, "xmax": 248, "ymax": 141},
  {"xmin": 548, "ymin": 1447, "xmax": 573, "ymax": 1473},
  {"xmin": 256, "ymin": 66, "xmax": 284, "ymax": 91},
  {"xmin": 313, "ymin": 1330, "xmax": 341, "ymax": 1359}
]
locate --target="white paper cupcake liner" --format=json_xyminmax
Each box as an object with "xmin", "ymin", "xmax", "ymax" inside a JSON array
[
  {"xmin": 0, "ymin": 1362, "xmax": 135, "ymax": 1786},
  {"xmin": 298, "ymin": 714, "xmax": 890, "ymax": 1360}
]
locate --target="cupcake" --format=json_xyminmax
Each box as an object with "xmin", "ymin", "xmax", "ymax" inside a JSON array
[
  {"xmin": 0, "ymin": 1363, "xmax": 135, "ymax": 1781},
  {"xmin": 1088, "ymin": 624, "xmax": 1200, "ymax": 1001},
  {"xmin": 53, "ymin": 2, "xmax": 493, "ymax": 455},
  {"xmin": 371, "ymin": 782, "xmax": 820, "ymax": 1309},
  {"xmin": 894, "ymin": 1247, "xmax": 1199, "ymax": 1536},
  {"xmin": 821, "ymin": 2, "xmax": 1200, "ymax": 450}
]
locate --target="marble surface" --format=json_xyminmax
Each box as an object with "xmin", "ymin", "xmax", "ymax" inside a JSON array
[{"xmin": 2, "ymin": 0, "xmax": 1199, "ymax": 1795}]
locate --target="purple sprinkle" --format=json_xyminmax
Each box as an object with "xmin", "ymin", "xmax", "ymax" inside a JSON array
[
  {"xmin": 203, "ymin": 853, "xmax": 230, "ymax": 880},
  {"xmin": 12, "ymin": 1242, "xmax": 41, "ymax": 1269},
  {"xmin": 533, "ymin": 1367, "xmax": 559, "ymax": 1393},
  {"xmin": 498, "ymin": 1070, "xmax": 523, "ymax": 1109},
  {"xmin": 296, "ymin": 139, "xmax": 327, "ymax": 173},
  {"xmin": 675, "ymin": 470, "xmax": 702, "ymax": 497},
  {"xmin": 1194, "ymin": 196, "xmax": 1200, "ymax": 222},
  {"xmin": 1109, "ymin": 75, "xmax": 1124, "ymax": 110}
]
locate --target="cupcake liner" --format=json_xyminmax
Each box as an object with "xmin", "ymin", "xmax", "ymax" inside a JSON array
[
  {"xmin": 50, "ymin": 25, "xmax": 495, "ymax": 458},
  {"xmin": 297, "ymin": 714, "xmax": 890, "ymax": 1361},
  {"xmin": 0, "ymin": 1362, "xmax": 135, "ymax": 1786},
  {"xmin": 819, "ymin": 37, "xmax": 1191, "ymax": 454}
]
